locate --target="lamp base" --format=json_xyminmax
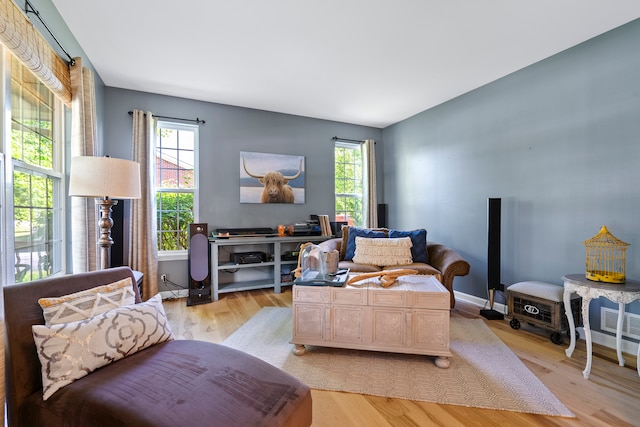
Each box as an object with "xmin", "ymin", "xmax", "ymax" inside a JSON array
[{"xmin": 96, "ymin": 198, "xmax": 118, "ymax": 270}]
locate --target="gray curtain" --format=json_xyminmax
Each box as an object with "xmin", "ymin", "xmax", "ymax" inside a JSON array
[
  {"xmin": 364, "ymin": 139, "xmax": 377, "ymax": 227},
  {"xmin": 129, "ymin": 110, "xmax": 159, "ymax": 300},
  {"xmin": 70, "ymin": 57, "xmax": 98, "ymax": 272}
]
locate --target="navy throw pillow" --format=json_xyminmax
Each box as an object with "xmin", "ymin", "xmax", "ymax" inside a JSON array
[
  {"xmin": 389, "ymin": 229, "xmax": 428, "ymax": 263},
  {"xmin": 344, "ymin": 228, "xmax": 386, "ymax": 260}
]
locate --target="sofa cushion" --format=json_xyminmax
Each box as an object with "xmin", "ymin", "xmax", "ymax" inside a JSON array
[
  {"xmin": 389, "ymin": 229, "xmax": 428, "ymax": 263},
  {"xmin": 338, "ymin": 260, "xmax": 382, "ymax": 273},
  {"xmin": 353, "ymin": 236, "xmax": 413, "ymax": 266},
  {"xmin": 38, "ymin": 278, "xmax": 136, "ymax": 326},
  {"xmin": 20, "ymin": 340, "xmax": 313, "ymax": 427},
  {"xmin": 343, "ymin": 227, "xmax": 387, "ymax": 260},
  {"xmin": 32, "ymin": 294, "xmax": 174, "ymax": 400}
]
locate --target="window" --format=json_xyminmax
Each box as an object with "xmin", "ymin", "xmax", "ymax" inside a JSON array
[
  {"xmin": 155, "ymin": 121, "xmax": 198, "ymax": 252},
  {"xmin": 9, "ymin": 56, "xmax": 63, "ymax": 283},
  {"xmin": 335, "ymin": 142, "xmax": 364, "ymax": 227}
]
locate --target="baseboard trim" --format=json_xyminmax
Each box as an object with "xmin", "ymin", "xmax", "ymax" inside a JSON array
[{"xmin": 454, "ymin": 290, "xmax": 639, "ymax": 355}]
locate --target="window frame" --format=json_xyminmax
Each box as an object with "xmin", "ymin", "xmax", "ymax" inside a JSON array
[
  {"xmin": 155, "ymin": 120, "xmax": 199, "ymax": 259},
  {"xmin": 334, "ymin": 141, "xmax": 365, "ymax": 227},
  {"xmin": 4, "ymin": 51, "xmax": 65, "ymax": 284}
]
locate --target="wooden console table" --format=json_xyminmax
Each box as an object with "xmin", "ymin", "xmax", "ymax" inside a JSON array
[
  {"xmin": 291, "ymin": 275, "xmax": 452, "ymax": 368},
  {"xmin": 562, "ymin": 274, "xmax": 640, "ymax": 379}
]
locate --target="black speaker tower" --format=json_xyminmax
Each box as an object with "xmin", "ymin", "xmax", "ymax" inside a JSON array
[
  {"xmin": 377, "ymin": 203, "xmax": 388, "ymax": 228},
  {"xmin": 481, "ymin": 198, "xmax": 505, "ymax": 320},
  {"xmin": 187, "ymin": 223, "xmax": 212, "ymax": 306}
]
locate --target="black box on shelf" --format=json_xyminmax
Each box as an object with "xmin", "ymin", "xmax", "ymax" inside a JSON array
[{"xmin": 232, "ymin": 252, "xmax": 267, "ymax": 264}]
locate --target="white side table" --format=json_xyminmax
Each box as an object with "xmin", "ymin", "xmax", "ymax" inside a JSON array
[{"xmin": 562, "ymin": 274, "xmax": 640, "ymax": 379}]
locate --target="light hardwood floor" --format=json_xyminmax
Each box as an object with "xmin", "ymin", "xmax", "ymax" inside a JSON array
[{"xmin": 162, "ymin": 288, "xmax": 640, "ymax": 427}]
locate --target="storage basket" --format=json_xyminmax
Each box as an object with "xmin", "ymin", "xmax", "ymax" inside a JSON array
[{"xmin": 507, "ymin": 281, "xmax": 582, "ymax": 345}]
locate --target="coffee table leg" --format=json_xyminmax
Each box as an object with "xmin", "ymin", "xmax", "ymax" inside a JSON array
[
  {"xmin": 293, "ymin": 344, "xmax": 306, "ymax": 356},
  {"xmin": 435, "ymin": 356, "xmax": 450, "ymax": 368}
]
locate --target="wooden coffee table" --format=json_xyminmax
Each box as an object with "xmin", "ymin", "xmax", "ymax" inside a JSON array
[{"xmin": 291, "ymin": 274, "xmax": 452, "ymax": 368}]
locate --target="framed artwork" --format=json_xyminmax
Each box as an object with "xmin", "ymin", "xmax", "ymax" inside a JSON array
[{"xmin": 240, "ymin": 151, "xmax": 305, "ymax": 204}]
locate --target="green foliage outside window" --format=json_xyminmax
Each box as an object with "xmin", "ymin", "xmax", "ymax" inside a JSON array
[
  {"xmin": 155, "ymin": 122, "xmax": 197, "ymax": 252},
  {"xmin": 11, "ymin": 57, "xmax": 58, "ymax": 282},
  {"xmin": 335, "ymin": 145, "xmax": 364, "ymax": 227},
  {"xmin": 157, "ymin": 192, "xmax": 194, "ymax": 251},
  {"xmin": 11, "ymin": 120, "xmax": 53, "ymax": 168}
]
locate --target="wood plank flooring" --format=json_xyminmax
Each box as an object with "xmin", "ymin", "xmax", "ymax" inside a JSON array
[{"xmin": 162, "ymin": 288, "xmax": 640, "ymax": 427}]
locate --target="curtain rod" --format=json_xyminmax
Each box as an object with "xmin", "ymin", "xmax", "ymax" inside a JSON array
[
  {"xmin": 332, "ymin": 136, "xmax": 365, "ymax": 143},
  {"xmin": 128, "ymin": 111, "xmax": 205, "ymax": 124},
  {"xmin": 24, "ymin": 0, "xmax": 75, "ymax": 65}
]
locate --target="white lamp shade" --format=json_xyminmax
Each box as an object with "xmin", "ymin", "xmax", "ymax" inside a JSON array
[{"xmin": 69, "ymin": 156, "xmax": 141, "ymax": 199}]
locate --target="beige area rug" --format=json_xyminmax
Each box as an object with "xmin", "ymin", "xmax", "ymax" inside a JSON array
[{"xmin": 222, "ymin": 307, "xmax": 574, "ymax": 418}]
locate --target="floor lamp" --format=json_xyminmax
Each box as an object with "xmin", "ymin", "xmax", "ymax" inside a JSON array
[{"xmin": 69, "ymin": 156, "xmax": 141, "ymax": 270}]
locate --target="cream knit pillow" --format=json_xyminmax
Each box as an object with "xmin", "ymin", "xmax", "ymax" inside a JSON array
[{"xmin": 353, "ymin": 236, "xmax": 413, "ymax": 266}]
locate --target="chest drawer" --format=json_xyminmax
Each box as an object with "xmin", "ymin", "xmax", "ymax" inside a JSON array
[
  {"xmin": 293, "ymin": 285, "xmax": 328, "ymax": 303},
  {"xmin": 412, "ymin": 291, "xmax": 449, "ymax": 309},
  {"xmin": 369, "ymin": 289, "xmax": 408, "ymax": 307},
  {"xmin": 331, "ymin": 287, "xmax": 367, "ymax": 305}
]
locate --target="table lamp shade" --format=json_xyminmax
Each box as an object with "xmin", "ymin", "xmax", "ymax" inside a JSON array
[{"xmin": 69, "ymin": 156, "xmax": 141, "ymax": 199}]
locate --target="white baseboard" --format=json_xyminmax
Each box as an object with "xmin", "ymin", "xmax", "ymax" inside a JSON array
[
  {"xmin": 454, "ymin": 290, "xmax": 508, "ymax": 314},
  {"xmin": 454, "ymin": 291, "xmax": 639, "ymax": 356}
]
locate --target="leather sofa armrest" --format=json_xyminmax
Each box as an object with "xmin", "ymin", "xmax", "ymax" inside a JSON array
[
  {"xmin": 318, "ymin": 238, "xmax": 342, "ymax": 257},
  {"xmin": 427, "ymin": 242, "xmax": 470, "ymax": 308}
]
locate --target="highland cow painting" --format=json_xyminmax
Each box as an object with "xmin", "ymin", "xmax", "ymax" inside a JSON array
[{"xmin": 240, "ymin": 151, "xmax": 305, "ymax": 204}]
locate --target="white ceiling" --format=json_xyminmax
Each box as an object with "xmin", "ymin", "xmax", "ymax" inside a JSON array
[{"xmin": 51, "ymin": 0, "xmax": 640, "ymax": 128}]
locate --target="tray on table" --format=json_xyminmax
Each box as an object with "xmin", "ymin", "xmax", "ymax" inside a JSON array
[{"xmin": 294, "ymin": 269, "xmax": 349, "ymax": 287}]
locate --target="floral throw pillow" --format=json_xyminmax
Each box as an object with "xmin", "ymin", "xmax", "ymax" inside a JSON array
[{"xmin": 32, "ymin": 294, "xmax": 174, "ymax": 400}]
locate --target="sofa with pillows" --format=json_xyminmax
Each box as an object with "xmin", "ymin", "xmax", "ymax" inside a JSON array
[
  {"xmin": 4, "ymin": 266, "xmax": 312, "ymax": 427},
  {"xmin": 318, "ymin": 227, "xmax": 470, "ymax": 308}
]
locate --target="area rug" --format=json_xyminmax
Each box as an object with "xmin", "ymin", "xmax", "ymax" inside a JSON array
[{"xmin": 222, "ymin": 307, "xmax": 574, "ymax": 417}]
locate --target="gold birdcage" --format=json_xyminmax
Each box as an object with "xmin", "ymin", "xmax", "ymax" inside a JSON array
[{"xmin": 584, "ymin": 226, "xmax": 629, "ymax": 284}]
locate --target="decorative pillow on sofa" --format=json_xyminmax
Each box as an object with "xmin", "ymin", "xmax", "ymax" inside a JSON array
[
  {"xmin": 343, "ymin": 227, "xmax": 387, "ymax": 260},
  {"xmin": 32, "ymin": 294, "xmax": 174, "ymax": 400},
  {"xmin": 389, "ymin": 229, "xmax": 428, "ymax": 263},
  {"xmin": 38, "ymin": 277, "xmax": 136, "ymax": 326},
  {"xmin": 353, "ymin": 236, "xmax": 413, "ymax": 266}
]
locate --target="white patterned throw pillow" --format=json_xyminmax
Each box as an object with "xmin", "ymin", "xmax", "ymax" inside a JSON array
[
  {"xmin": 353, "ymin": 236, "xmax": 413, "ymax": 266},
  {"xmin": 38, "ymin": 277, "xmax": 136, "ymax": 325},
  {"xmin": 32, "ymin": 294, "xmax": 174, "ymax": 400}
]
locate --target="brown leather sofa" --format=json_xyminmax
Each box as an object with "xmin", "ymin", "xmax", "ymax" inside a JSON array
[
  {"xmin": 319, "ymin": 231, "xmax": 470, "ymax": 308},
  {"xmin": 4, "ymin": 267, "xmax": 312, "ymax": 427}
]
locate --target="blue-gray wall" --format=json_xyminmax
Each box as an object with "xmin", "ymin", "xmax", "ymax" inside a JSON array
[
  {"xmin": 103, "ymin": 88, "xmax": 381, "ymax": 284},
  {"xmin": 382, "ymin": 19, "xmax": 640, "ymax": 334}
]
